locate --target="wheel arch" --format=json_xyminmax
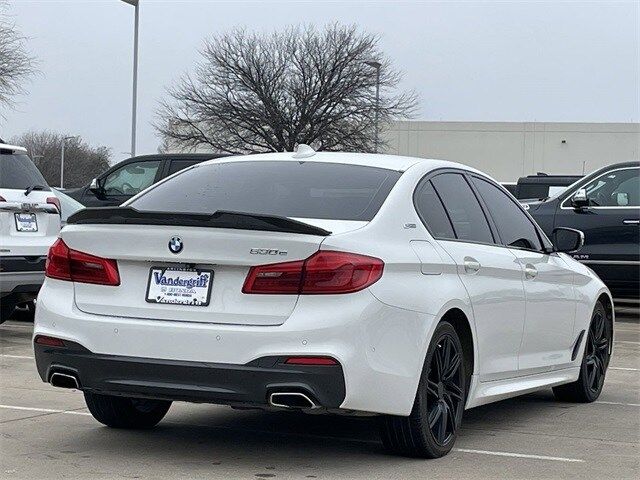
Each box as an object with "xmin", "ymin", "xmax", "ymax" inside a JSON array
[
  {"xmin": 438, "ymin": 307, "xmax": 476, "ymax": 388},
  {"xmin": 596, "ymin": 290, "xmax": 615, "ymax": 356}
]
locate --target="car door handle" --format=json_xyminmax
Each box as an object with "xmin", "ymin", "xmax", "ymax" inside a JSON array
[
  {"xmin": 463, "ymin": 257, "xmax": 481, "ymax": 274},
  {"xmin": 524, "ymin": 264, "xmax": 538, "ymax": 280},
  {"xmin": 623, "ymin": 219, "xmax": 640, "ymax": 225}
]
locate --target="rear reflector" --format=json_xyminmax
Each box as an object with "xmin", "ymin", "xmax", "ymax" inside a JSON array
[
  {"xmin": 34, "ymin": 335, "xmax": 65, "ymax": 347},
  {"xmin": 284, "ymin": 356, "xmax": 338, "ymax": 366},
  {"xmin": 243, "ymin": 250, "xmax": 383, "ymax": 295},
  {"xmin": 45, "ymin": 238, "xmax": 120, "ymax": 286}
]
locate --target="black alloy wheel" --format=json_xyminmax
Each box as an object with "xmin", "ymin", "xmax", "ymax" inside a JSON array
[
  {"xmin": 380, "ymin": 321, "xmax": 467, "ymax": 458},
  {"xmin": 553, "ymin": 301, "xmax": 611, "ymax": 403},
  {"xmin": 426, "ymin": 333, "xmax": 465, "ymax": 446}
]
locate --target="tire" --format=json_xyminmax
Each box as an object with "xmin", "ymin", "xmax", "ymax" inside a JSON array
[
  {"xmin": 553, "ymin": 301, "xmax": 611, "ymax": 403},
  {"xmin": 0, "ymin": 303, "xmax": 15, "ymax": 324},
  {"xmin": 84, "ymin": 392, "xmax": 171, "ymax": 429},
  {"xmin": 379, "ymin": 321, "xmax": 467, "ymax": 458}
]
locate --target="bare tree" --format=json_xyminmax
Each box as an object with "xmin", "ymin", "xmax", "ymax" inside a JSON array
[
  {"xmin": 156, "ymin": 24, "xmax": 417, "ymax": 154},
  {"xmin": 0, "ymin": 1, "xmax": 37, "ymax": 113},
  {"xmin": 10, "ymin": 131, "xmax": 111, "ymax": 188}
]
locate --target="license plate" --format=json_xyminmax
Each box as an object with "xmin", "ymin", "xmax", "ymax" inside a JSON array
[
  {"xmin": 146, "ymin": 267, "xmax": 213, "ymax": 306},
  {"xmin": 15, "ymin": 213, "xmax": 38, "ymax": 232}
]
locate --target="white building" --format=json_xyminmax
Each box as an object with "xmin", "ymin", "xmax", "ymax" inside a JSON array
[{"xmin": 383, "ymin": 121, "xmax": 640, "ymax": 182}]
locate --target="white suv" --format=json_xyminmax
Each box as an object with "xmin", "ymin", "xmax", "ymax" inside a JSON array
[{"xmin": 0, "ymin": 142, "xmax": 61, "ymax": 321}]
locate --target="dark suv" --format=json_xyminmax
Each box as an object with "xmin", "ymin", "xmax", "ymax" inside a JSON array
[
  {"xmin": 503, "ymin": 173, "xmax": 583, "ymax": 201},
  {"xmin": 66, "ymin": 153, "xmax": 227, "ymax": 207},
  {"xmin": 528, "ymin": 161, "xmax": 639, "ymax": 299}
]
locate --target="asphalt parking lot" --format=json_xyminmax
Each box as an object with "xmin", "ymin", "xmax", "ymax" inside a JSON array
[{"xmin": 1, "ymin": 306, "xmax": 638, "ymax": 480}]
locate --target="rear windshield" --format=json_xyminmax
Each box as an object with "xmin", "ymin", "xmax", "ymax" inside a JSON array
[
  {"xmin": 130, "ymin": 161, "xmax": 402, "ymax": 221},
  {"xmin": 0, "ymin": 153, "xmax": 49, "ymax": 190}
]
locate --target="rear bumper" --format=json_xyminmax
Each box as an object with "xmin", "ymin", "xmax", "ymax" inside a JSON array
[
  {"xmin": 0, "ymin": 255, "xmax": 46, "ymax": 297},
  {"xmin": 34, "ymin": 278, "xmax": 436, "ymax": 416},
  {"xmin": 34, "ymin": 340, "xmax": 345, "ymax": 408}
]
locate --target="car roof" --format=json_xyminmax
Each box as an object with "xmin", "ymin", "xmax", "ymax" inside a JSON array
[
  {"xmin": 199, "ymin": 151, "xmax": 477, "ymax": 174},
  {"xmin": 518, "ymin": 175, "xmax": 582, "ymax": 185},
  {"xmin": 0, "ymin": 143, "xmax": 27, "ymax": 154},
  {"xmin": 124, "ymin": 153, "xmax": 228, "ymax": 162}
]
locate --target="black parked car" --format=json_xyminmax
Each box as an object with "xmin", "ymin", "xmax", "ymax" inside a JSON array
[
  {"xmin": 528, "ymin": 161, "xmax": 639, "ymax": 299},
  {"xmin": 66, "ymin": 153, "xmax": 227, "ymax": 207},
  {"xmin": 502, "ymin": 173, "xmax": 583, "ymax": 201}
]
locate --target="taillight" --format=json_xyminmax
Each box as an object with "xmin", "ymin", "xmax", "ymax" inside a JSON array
[
  {"xmin": 46, "ymin": 196, "xmax": 61, "ymax": 214},
  {"xmin": 45, "ymin": 238, "xmax": 120, "ymax": 286},
  {"xmin": 242, "ymin": 259, "xmax": 304, "ymax": 294},
  {"xmin": 242, "ymin": 250, "xmax": 383, "ymax": 295}
]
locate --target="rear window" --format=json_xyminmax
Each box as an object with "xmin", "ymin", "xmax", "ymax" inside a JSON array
[
  {"xmin": 0, "ymin": 153, "xmax": 49, "ymax": 190},
  {"xmin": 130, "ymin": 161, "xmax": 402, "ymax": 221}
]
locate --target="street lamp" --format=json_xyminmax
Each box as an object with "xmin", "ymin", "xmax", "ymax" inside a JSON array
[
  {"xmin": 60, "ymin": 136, "xmax": 79, "ymax": 188},
  {"xmin": 365, "ymin": 60, "xmax": 382, "ymax": 153},
  {"xmin": 121, "ymin": 0, "xmax": 139, "ymax": 157}
]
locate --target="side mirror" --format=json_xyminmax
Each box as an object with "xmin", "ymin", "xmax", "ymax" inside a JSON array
[
  {"xmin": 552, "ymin": 227, "xmax": 584, "ymax": 253},
  {"xmin": 570, "ymin": 188, "xmax": 589, "ymax": 209},
  {"xmin": 89, "ymin": 178, "xmax": 105, "ymax": 198}
]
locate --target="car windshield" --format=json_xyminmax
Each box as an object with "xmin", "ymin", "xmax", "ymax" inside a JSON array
[
  {"xmin": 0, "ymin": 152, "xmax": 49, "ymax": 190},
  {"xmin": 130, "ymin": 160, "xmax": 402, "ymax": 221}
]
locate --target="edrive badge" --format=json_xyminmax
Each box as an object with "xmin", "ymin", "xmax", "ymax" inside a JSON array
[{"xmin": 168, "ymin": 236, "xmax": 183, "ymax": 254}]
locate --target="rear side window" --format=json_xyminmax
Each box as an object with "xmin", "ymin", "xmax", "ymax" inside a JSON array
[
  {"xmin": 131, "ymin": 161, "xmax": 402, "ymax": 221},
  {"xmin": 430, "ymin": 173, "xmax": 494, "ymax": 244},
  {"xmin": 472, "ymin": 177, "xmax": 543, "ymax": 251},
  {"xmin": 414, "ymin": 180, "xmax": 455, "ymax": 239},
  {"xmin": 0, "ymin": 153, "xmax": 49, "ymax": 190},
  {"xmin": 167, "ymin": 159, "xmax": 200, "ymax": 176}
]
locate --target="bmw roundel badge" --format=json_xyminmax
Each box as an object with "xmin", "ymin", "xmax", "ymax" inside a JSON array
[{"xmin": 168, "ymin": 236, "xmax": 183, "ymax": 254}]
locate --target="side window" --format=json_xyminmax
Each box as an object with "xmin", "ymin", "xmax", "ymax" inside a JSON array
[
  {"xmin": 582, "ymin": 168, "xmax": 639, "ymax": 207},
  {"xmin": 167, "ymin": 159, "xmax": 199, "ymax": 176},
  {"xmin": 103, "ymin": 161, "xmax": 160, "ymax": 196},
  {"xmin": 430, "ymin": 173, "xmax": 494, "ymax": 244},
  {"xmin": 472, "ymin": 177, "xmax": 543, "ymax": 251},
  {"xmin": 414, "ymin": 180, "xmax": 455, "ymax": 239}
]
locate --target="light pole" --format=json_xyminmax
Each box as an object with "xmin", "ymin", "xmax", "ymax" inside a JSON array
[
  {"xmin": 60, "ymin": 136, "xmax": 79, "ymax": 188},
  {"xmin": 121, "ymin": 0, "xmax": 139, "ymax": 157},
  {"xmin": 365, "ymin": 60, "xmax": 382, "ymax": 153}
]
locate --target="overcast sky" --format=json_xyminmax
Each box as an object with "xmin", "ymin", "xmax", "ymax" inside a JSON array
[{"xmin": 2, "ymin": 0, "xmax": 638, "ymax": 163}]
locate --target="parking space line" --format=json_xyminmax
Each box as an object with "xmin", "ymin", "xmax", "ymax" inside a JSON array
[
  {"xmin": 596, "ymin": 401, "xmax": 640, "ymax": 407},
  {"xmin": 453, "ymin": 448, "xmax": 584, "ymax": 463},
  {"xmin": 609, "ymin": 367, "xmax": 639, "ymax": 371},
  {"xmin": 0, "ymin": 404, "xmax": 90, "ymax": 416},
  {"xmin": 0, "ymin": 354, "xmax": 34, "ymax": 359},
  {"xmin": 0, "ymin": 404, "xmax": 594, "ymax": 463}
]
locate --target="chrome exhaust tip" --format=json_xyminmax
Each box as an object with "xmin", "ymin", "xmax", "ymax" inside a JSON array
[
  {"xmin": 268, "ymin": 392, "xmax": 317, "ymax": 409},
  {"xmin": 50, "ymin": 372, "xmax": 79, "ymax": 389}
]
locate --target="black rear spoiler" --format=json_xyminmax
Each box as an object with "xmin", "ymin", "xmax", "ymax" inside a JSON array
[{"xmin": 67, "ymin": 207, "xmax": 331, "ymax": 237}]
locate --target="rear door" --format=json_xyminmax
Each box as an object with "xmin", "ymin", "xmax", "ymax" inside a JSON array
[
  {"xmin": 557, "ymin": 166, "xmax": 640, "ymax": 298},
  {"xmin": 470, "ymin": 175, "xmax": 576, "ymax": 373},
  {"xmin": 425, "ymin": 172, "xmax": 526, "ymax": 381}
]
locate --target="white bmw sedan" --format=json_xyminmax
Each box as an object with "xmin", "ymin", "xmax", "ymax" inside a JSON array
[{"xmin": 34, "ymin": 149, "xmax": 613, "ymax": 458}]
